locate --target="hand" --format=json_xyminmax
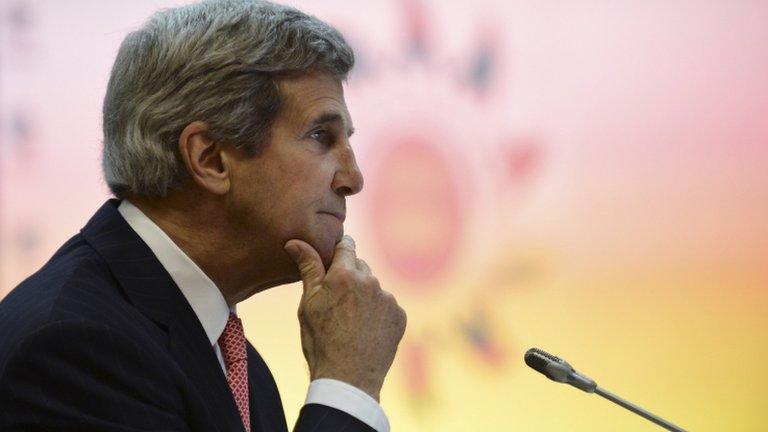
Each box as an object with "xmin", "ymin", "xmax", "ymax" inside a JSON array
[{"xmin": 284, "ymin": 235, "xmax": 406, "ymax": 401}]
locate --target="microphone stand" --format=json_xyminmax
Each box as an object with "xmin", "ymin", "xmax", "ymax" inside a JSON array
[
  {"xmin": 524, "ymin": 348, "xmax": 689, "ymax": 432},
  {"xmin": 594, "ymin": 386, "xmax": 686, "ymax": 432}
]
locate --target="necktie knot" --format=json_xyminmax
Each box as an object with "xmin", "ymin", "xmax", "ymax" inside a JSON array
[{"xmin": 219, "ymin": 313, "xmax": 248, "ymax": 365}]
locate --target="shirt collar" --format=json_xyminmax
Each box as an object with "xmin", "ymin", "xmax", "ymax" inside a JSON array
[{"xmin": 117, "ymin": 199, "xmax": 231, "ymax": 346}]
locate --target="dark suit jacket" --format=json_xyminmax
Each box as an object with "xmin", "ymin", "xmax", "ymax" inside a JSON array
[{"xmin": 0, "ymin": 200, "xmax": 376, "ymax": 432}]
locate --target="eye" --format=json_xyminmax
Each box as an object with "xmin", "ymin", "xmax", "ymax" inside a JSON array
[{"xmin": 309, "ymin": 129, "xmax": 333, "ymax": 147}]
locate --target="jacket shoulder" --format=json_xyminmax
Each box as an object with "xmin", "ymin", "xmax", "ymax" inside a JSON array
[{"xmin": 0, "ymin": 232, "xmax": 133, "ymax": 363}]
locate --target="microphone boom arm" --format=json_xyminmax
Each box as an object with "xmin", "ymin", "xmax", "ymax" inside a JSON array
[
  {"xmin": 594, "ymin": 386, "xmax": 686, "ymax": 432},
  {"xmin": 524, "ymin": 348, "xmax": 688, "ymax": 432}
]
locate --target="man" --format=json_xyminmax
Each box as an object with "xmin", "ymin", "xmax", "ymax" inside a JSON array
[{"xmin": 0, "ymin": 1, "xmax": 406, "ymax": 431}]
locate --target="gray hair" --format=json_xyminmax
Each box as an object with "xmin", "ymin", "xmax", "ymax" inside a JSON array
[{"xmin": 102, "ymin": 0, "xmax": 354, "ymax": 198}]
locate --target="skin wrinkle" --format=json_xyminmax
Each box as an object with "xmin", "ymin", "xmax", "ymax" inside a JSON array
[
  {"xmin": 102, "ymin": 1, "xmax": 354, "ymax": 198},
  {"xmin": 129, "ymin": 71, "xmax": 362, "ymax": 307},
  {"xmin": 0, "ymin": 4, "xmax": 407, "ymax": 424}
]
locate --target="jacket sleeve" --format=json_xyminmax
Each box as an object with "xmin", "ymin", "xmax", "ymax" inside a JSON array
[
  {"xmin": 294, "ymin": 404, "xmax": 377, "ymax": 432},
  {"xmin": 0, "ymin": 319, "xmax": 190, "ymax": 432}
]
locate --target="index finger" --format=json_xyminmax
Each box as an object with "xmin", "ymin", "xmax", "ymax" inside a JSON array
[{"xmin": 330, "ymin": 235, "xmax": 357, "ymax": 270}]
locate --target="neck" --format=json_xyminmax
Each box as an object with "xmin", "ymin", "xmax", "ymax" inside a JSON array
[{"xmin": 126, "ymin": 192, "xmax": 297, "ymax": 306}]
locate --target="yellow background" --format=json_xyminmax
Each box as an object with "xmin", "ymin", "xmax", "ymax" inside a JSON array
[{"xmin": 1, "ymin": 1, "xmax": 767, "ymax": 430}]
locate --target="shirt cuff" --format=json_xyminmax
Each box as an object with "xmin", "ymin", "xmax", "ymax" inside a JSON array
[{"xmin": 304, "ymin": 378, "xmax": 390, "ymax": 432}]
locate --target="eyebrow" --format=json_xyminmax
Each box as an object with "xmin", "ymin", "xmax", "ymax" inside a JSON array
[{"xmin": 307, "ymin": 112, "xmax": 355, "ymax": 137}]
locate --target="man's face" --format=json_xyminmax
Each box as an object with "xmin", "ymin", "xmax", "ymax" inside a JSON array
[{"xmin": 226, "ymin": 71, "xmax": 362, "ymax": 272}]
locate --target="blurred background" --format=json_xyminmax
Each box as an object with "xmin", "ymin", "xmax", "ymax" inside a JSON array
[{"xmin": 1, "ymin": 0, "xmax": 767, "ymax": 430}]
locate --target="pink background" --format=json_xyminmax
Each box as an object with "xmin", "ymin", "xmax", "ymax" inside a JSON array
[{"xmin": 1, "ymin": 1, "xmax": 767, "ymax": 430}]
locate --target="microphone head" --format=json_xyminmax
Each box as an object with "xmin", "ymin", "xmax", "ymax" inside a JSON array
[
  {"xmin": 524, "ymin": 348, "xmax": 573, "ymax": 382},
  {"xmin": 524, "ymin": 348, "xmax": 598, "ymax": 392}
]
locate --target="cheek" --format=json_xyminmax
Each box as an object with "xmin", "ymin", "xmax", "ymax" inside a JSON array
[
  {"xmin": 268, "ymin": 186, "xmax": 334, "ymax": 241},
  {"xmin": 262, "ymin": 156, "xmax": 339, "ymax": 252}
]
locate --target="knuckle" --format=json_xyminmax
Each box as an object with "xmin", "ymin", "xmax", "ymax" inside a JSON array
[
  {"xmin": 338, "ymin": 242, "xmax": 356, "ymax": 253},
  {"xmin": 388, "ymin": 296, "xmax": 406, "ymax": 319},
  {"xmin": 330, "ymin": 267, "xmax": 368, "ymax": 290},
  {"xmin": 341, "ymin": 235, "xmax": 356, "ymax": 249},
  {"xmin": 298, "ymin": 261, "xmax": 317, "ymax": 275},
  {"xmin": 380, "ymin": 289, "xmax": 395, "ymax": 302},
  {"xmin": 381, "ymin": 288, "xmax": 399, "ymax": 303},
  {"xmin": 329, "ymin": 266, "xmax": 354, "ymax": 281},
  {"xmin": 363, "ymin": 274, "xmax": 380, "ymax": 289},
  {"xmin": 398, "ymin": 305, "xmax": 407, "ymax": 323},
  {"xmin": 395, "ymin": 306, "xmax": 407, "ymax": 332},
  {"xmin": 335, "ymin": 243, "xmax": 356, "ymax": 258}
]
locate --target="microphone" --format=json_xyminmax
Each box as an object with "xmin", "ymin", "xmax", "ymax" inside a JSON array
[
  {"xmin": 524, "ymin": 348, "xmax": 597, "ymax": 392},
  {"xmin": 524, "ymin": 348, "xmax": 687, "ymax": 432}
]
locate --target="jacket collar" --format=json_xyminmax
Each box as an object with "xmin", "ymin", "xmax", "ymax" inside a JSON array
[
  {"xmin": 116, "ymin": 199, "xmax": 230, "ymax": 347},
  {"xmin": 80, "ymin": 199, "xmax": 246, "ymax": 432}
]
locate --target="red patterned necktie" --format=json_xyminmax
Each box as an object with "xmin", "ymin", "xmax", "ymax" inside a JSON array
[{"xmin": 219, "ymin": 313, "xmax": 251, "ymax": 432}]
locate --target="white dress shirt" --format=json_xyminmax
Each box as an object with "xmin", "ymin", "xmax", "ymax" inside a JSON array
[{"xmin": 118, "ymin": 200, "xmax": 389, "ymax": 432}]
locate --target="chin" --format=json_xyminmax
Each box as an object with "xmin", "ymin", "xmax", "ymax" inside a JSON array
[
  {"xmin": 294, "ymin": 217, "xmax": 342, "ymax": 270},
  {"xmin": 310, "ymin": 230, "xmax": 342, "ymax": 270},
  {"xmin": 314, "ymin": 238, "xmax": 337, "ymax": 270}
]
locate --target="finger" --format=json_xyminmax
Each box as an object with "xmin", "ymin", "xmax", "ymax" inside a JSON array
[
  {"xmin": 284, "ymin": 239, "xmax": 326, "ymax": 296},
  {"xmin": 330, "ymin": 235, "xmax": 357, "ymax": 270},
  {"xmin": 356, "ymin": 258, "xmax": 372, "ymax": 275}
]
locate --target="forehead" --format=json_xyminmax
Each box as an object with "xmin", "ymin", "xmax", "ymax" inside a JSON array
[{"xmin": 276, "ymin": 72, "xmax": 352, "ymax": 130}]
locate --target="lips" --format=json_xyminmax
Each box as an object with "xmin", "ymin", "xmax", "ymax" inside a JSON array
[{"xmin": 319, "ymin": 211, "xmax": 346, "ymax": 223}]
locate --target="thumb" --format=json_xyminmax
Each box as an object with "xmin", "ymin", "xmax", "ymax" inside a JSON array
[{"xmin": 284, "ymin": 239, "xmax": 325, "ymax": 296}]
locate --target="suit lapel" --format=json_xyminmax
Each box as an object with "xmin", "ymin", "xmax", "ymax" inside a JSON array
[
  {"xmin": 247, "ymin": 343, "xmax": 288, "ymax": 432},
  {"xmin": 81, "ymin": 200, "xmax": 245, "ymax": 432}
]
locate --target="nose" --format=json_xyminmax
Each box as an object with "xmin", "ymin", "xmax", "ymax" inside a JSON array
[{"xmin": 332, "ymin": 145, "xmax": 364, "ymax": 196}]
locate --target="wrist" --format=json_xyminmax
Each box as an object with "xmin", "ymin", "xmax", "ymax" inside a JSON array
[{"xmin": 311, "ymin": 371, "xmax": 383, "ymax": 402}]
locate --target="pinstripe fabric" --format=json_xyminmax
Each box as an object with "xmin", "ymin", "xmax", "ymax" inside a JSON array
[{"xmin": 0, "ymin": 200, "xmax": 375, "ymax": 432}]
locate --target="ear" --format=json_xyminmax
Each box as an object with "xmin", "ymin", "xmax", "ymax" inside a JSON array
[{"xmin": 178, "ymin": 121, "xmax": 231, "ymax": 195}]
